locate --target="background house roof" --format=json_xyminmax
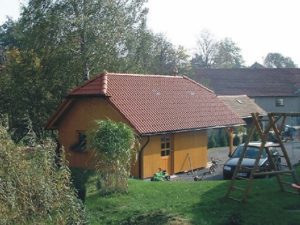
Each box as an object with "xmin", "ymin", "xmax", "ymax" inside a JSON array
[
  {"xmin": 218, "ymin": 95, "xmax": 267, "ymax": 119},
  {"xmin": 48, "ymin": 72, "xmax": 244, "ymax": 134},
  {"xmin": 194, "ymin": 68, "xmax": 300, "ymax": 97}
]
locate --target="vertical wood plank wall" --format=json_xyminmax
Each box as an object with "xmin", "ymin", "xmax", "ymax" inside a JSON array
[
  {"xmin": 173, "ymin": 131, "xmax": 207, "ymax": 173},
  {"xmin": 142, "ymin": 131, "xmax": 208, "ymax": 178},
  {"xmin": 58, "ymin": 97, "xmax": 127, "ymax": 168},
  {"xmin": 57, "ymin": 97, "xmax": 208, "ymax": 179}
]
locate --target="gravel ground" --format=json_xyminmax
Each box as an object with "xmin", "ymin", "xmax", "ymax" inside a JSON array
[{"xmin": 170, "ymin": 141, "xmax": 300, "ymax": 182}]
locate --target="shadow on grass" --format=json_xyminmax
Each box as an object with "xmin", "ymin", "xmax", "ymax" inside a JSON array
[
  {"xmin": 188, "ymin": 178, "xmax": 300, "ymax": 225},
  {"xmin": 121, "ymin": 210, "xmax": 191, "ymax": 225},
  {"xmin": 85, "ymin": 175, "xmax": 300, "ymax": 225}
]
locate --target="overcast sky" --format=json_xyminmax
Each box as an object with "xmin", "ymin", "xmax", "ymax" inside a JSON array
[{"xmin": 1, "ymin": 0, "xmax": 299, "ymax": 67}]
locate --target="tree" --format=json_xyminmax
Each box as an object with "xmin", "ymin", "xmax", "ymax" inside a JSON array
[
  {"xmin": 0, "ymin": 0, "xmax": 149, "ymax": 140},
  {"xmin": 192, "ymin": 31, "xmax": 244, "ymax": 70},
  {"xmin": 264, "ymin": 52, "xmax": 297, "ymax": 68},
  {"xmin": 122, "ymin": 26, "xmax": 190, "ymax": 75},
  {"xmin": 87, "ymin": 120, "xmax": 136, "ymax": 194},
  {"xmin": 213, "ymin": 38, "xmax": 245, "ymax": 68},
  {"xmin": 192, "ymin": 30, "xmax": 217, "ymax": 69}
]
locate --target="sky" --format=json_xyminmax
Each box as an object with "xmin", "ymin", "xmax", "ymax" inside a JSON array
[{"xmin": 1, "ymin": 0, "xmax": 300, "ymax": 67}]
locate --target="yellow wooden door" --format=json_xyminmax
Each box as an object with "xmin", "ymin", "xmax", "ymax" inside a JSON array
[{"xmin": 160, "ymin": 135, "xmax": 174, "ymax": 175}]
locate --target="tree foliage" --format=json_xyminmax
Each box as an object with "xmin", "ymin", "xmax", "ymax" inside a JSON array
[
  {"xmin": 214, "ymin": 38, "xmax": 245, "ymax": 68},
  {"xmin": 87, "ymin": 120, "xmax": 136, "ymax": 194},
  {"xmin": 0, "ymin": 0, "xmax": 191, "ymax": 141},
  {"xmin": 192, "ymin": 30, "xmax": 244, "ymax": 70},
  {"xmin": 264, "ymin": 52, "xmax": 297, "ymax": 68},
  {"xmin": 0, "ymin": 126, "xmax": 86, "ymax": 225},
  {"xmin": 192, "ymin": 30, "xmax": 217, "ymax": 69}
]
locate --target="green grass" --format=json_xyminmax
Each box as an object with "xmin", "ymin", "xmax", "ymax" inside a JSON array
[{"xmin": 85, "ymin": 175, "xmax": 300, "ymax": 225}]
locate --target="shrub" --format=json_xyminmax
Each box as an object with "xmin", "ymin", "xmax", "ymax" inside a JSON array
[
  {"xmin": 208, "ymin": 133, "xmax": 217, "ymax": 148},
  {"xmin": 87, "ymin": 120, "xmax": 136, "ymax": 195},
  {"xmin": 219, "ymin": 129, "xmax": 228, "ymax": 147},
  {"xmin": 0, "ymin": 126, "xmax": 86, "ymax": 225},
  {"xmin": 233, "ymin": 135, "xmax": 240, "ymax": 146},
  {"xmin": 70, "ymin": 168, "xmax": 94, "ymax": 203}
]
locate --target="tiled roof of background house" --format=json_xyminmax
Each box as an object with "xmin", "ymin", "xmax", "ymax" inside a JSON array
[
  {"xmin": 194, "ymin": 68, "xmax": 300, "ymax": 97},
  {"xmin": 218, "ymin": 95, "xmax": 267, "ymax": 119},
  {"xmin": 48, "ymin": 72, "xmax": 244, "ymax": 134}
]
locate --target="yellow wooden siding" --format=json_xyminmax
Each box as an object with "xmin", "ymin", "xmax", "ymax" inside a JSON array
[
  {"xmin": 58, "ymin": 98, "xmax": 128, "ymax": 169},
  {"xmin": 173, "ymin": 131, "xmax": 207, "ymax": 173},
  {"xmin": 56, "ymin": 97, "xmax": 208, "ymax": 179},
  {"xmin": 141, "ymin": 131, "xmax": 207, "ymax": 178},
  {"xmin": 142, "ymin": 136, "xmax": 162, "ymax": 178}
]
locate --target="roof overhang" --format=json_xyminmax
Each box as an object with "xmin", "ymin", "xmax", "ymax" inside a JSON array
[{"xmin": 139, "ymin": 123, "xmax": 245, "ymax": 136}]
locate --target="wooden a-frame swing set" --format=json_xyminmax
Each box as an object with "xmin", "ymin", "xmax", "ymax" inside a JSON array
[{"xmin": 226, "ymin": 112, "xmax": 300, "ymax": 203}]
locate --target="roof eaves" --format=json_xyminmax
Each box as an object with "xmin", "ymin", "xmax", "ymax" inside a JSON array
[
  {"xmin": 140, "ymin": 123, "xmax": 245, "ymax": 136},
  {"xmin": 45, "ymin": 99, "xmax": 73, "ymax": 130}
]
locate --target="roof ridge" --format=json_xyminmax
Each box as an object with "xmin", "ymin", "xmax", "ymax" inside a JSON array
[{"xmin": 107, "ymin": 72, "xmax": 184, "ymax": 78}]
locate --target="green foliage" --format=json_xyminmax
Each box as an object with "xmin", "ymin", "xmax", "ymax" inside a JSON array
[
  {"xmin": 70, "ymin": 168, "xmax": 95, "ymax": 203},
  {"xmin": 192, "ymin": 30, "xmax": 245, "ymax": 70},
  {"xmin": 0, "ymin": 126, "xmax": 86, "ymax": 225},
  {"xmin": 208, "ymin": 129, "xmax": 230, "ymax": 148},
  {"xmin": 208, "ymin": 132, "xmax": 217, "ymax": 148},
  {"xmin": 252, "ymin": 129, "xmax": 260, "ymax": 141},
  {"xmin": 264, "ymin": 52, "xmax": 297, "ymax": 68},
  {"xmin": 233, "ymin": 135, "xmax": 240, "ymax": 146},
  {"xmin": 0, "ymin": 0, "xmax": 192, "ymax": 141},
  {"xmin": 88, "ymin": 120, "xmax": 136, "ymax": 194},
  {"xmin": 213, "ymin": 38, "xmax": 245, "ymax": 68},
  {"xmin": 219, "ymin": 129, "xmax": 229, "ymax": 147},
  {"xmin": 242, "ymin": 133, "xmax": 248, "ymax": 143}
]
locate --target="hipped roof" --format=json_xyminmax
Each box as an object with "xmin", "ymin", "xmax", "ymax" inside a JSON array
[{"xmin": 46, "ymin": 72, "xmax": 244, "ymax": 135}]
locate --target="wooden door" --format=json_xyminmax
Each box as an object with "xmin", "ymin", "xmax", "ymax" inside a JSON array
[{"xmin": 160, "ymin": 135, "xmax": 174, "ymax": 175}]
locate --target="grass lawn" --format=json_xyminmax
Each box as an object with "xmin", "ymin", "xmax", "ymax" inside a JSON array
[{"xmin": 85, "ymin": 174, "xmax": 300, "ymax": 225}]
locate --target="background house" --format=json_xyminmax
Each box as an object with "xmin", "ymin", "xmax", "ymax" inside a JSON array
[
  {"xmin": 46, "ymin": 72, "xmax": 243, "ymax": 178},
  {"xmin": 218, "ymin": 95, "xmax": 267, "ymax": 126},
  {"xmin": 194, "ymin": 68, "xmax": 300, "ymax": 126}
]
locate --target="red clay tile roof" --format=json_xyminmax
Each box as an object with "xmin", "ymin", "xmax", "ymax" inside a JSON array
[
  {"xmin": 194, "ymin": 68, "xmax": 300, "ymax": 97},
  {"xmin": 48, "ymin": 72, "xmax": 244, "ymax": 134}
]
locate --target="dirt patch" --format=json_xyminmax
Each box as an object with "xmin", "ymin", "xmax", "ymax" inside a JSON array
[{"xmin": 121, "ymin": 211, "xmax": 191, "ymax": 225}]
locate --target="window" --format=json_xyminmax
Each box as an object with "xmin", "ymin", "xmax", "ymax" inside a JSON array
[
  {"xmin": 161, "ymin": 135, "xmax": 171, "ymax": 156},
  {"xmin": 70, "ymin": 130, "xmax": 87, "ymax": 153},
  {"xmin": 275, "ymin": 98, "xmax": 284, "ymax": 107}
]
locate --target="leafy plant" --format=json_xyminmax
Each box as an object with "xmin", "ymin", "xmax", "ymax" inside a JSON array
[
  {"xmin": 233, "ymin": 135, "xmax": 240, "ymax": 146},
  {"xmin": 0, "ymin": 126, "xmax": 86, "ymax": 225},
  {"xmin": 87, "ymin": 120, "xmax": 136, "ymax": 195},
  {"xmin": 208, "ymin": 133, "xmax": 217, "ymax": 148}
]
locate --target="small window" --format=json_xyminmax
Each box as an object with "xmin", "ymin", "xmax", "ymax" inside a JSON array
[
  {"xmin": 70, "ymin": 131, "xmax": 87, "ymax": 153},
  {"xmin": 161, "ymin": 135, "xmax": 171, "ymax": 157},
  {"xmin": 275, "ymin": 98, "xmax": 284, "ymax": 107}
]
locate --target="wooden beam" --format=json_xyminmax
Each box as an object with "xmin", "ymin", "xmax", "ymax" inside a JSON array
[{"xmin": 228, "ymin": 127, "xmax": 234, "ymax": 156}]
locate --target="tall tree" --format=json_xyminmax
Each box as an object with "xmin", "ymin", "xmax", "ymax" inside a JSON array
[
  {"xmin": 193, "ymin": 30, "xmax": 217, "ymax": 68},
  {"xmin": 264, "ymin": 52, "xmax": 297, "ymax": 68},
  {"xmin": 191, "ymin": 31, "xmax": 244, "ymax": 70},
  {"xmin": 0, "ymin": 0, "xmax": 149, "ymax": 139},
  {"xmin": 0, "ymin": 0, "xmax": 191, "ymax": 140},
  {"xmin": 213, "ymin": 38, "xmax": 244, "ymax": 68}
]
